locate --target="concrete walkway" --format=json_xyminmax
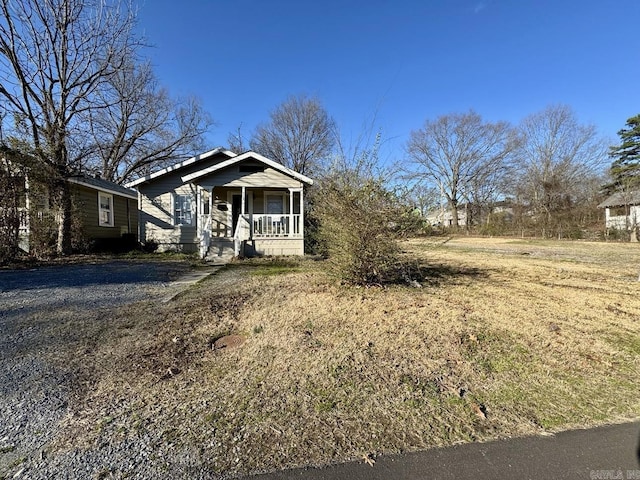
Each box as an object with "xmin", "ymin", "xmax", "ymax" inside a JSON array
[
  {"xmin": 251, "ymin": 422, "xmax": 640, "ymax": 480},
  {"xmin": 162, "ymin": 265, "xmax": 223, "ymax": 302}
]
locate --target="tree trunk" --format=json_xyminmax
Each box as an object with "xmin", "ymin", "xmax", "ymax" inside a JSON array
[
  {"xmin": 451, "ymin": 203, "xmax": 459, "ymax": 228},
  {"xmin": 56, "ymin": 181, "xmax": 73, "ymax": 255}
]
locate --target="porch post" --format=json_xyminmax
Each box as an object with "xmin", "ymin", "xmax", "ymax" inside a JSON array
[
  {"xmin": 241, "ymin": 186, "xmax": 246, "ymax": 215},
  {"xmin": 196, "ymin": 187, "xmax": 202, "ymax": 239},
  {"xmin": 299, "ymin": 187, "xmax": 304, "ymax": 238},
  {"xmin": 289, "ymin": 188, "xmax": 294, "ymax": 235}
]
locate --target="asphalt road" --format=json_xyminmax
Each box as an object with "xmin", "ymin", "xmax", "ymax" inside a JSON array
[{"xmin": 252, "ymin": 421, "xmax": 640, "ymax": 480}]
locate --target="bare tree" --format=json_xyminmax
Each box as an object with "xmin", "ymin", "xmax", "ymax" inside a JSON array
[
  {"xmin": 512, "ymin": 105, "xmax": 608, "ymax": 237},
  {"xmin": 406, "ymin": 111, "xmax": 517, "ymax": 228},
  {"xmin": 250, "ymin": 94, "xmax": 335, "ymax": 176},
  {"xmin": 0, "ymin": 0, "xmax": 140, "ymax": 253},
  {"xmin": 227, "ymin": 123, "xmax": 249, "ymax": 153},
  {"xmin": 84, "ymin": 60, "xmax": 213, "ymax": 184}
]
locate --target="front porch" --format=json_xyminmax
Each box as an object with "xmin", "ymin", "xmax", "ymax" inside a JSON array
[{"xmin": 196, "ymin": 185, "xmax": 305, "ymax": 259}]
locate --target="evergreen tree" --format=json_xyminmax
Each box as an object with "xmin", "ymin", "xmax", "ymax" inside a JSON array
[{"xmin": 608, "ymin": 114, "xmax": 640, "ymax": 193}]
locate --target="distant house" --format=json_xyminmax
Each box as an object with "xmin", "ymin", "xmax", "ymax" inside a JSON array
[
  {"xmin": 424, "ymin": 201, "xmax": 514, "ymax": 228},
  {"xmin": 17, "ymin": 173, "xmax": 138, "ymax": 252},
  {"xmin": 125, "ymin": 147, "xmax": 313, "ymax": 261},
  {"xmin": 598, "ymin": 191, "xmax": 640, "ymax": 235},
  {"xmin": 425, "ymin": 205, "xmax": 468, "ymax": 227}
]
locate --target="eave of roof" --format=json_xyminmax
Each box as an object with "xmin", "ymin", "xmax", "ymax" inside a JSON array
[
  {"xmin": 181, "ymin": 151, "xmax": 314, "ymax": 185},
  {"xmin": 598, "ymin": 191, "xmax": 640, "ymax": 208},
  {"xmin": 124, "ymin": 147, "xmax": 236, "ymax": 188},
  {"xmin": 67, "ymin": 176, "xmax": 138, "ymax": 200}
]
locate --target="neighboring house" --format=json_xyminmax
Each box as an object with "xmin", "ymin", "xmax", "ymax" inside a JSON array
[
  {"xmin": 18, "ymin": 173, "xmax": 139, "ymax": 252},
  {"xmin": 425, "ymin": 204, "xmax": 468, "ymax": 227},
  {"xmin": 125, "ymin": 147, "xmax": 313, "ymax": 260},
  {"xmin": 425, "ymin": 201, "xmax": 514, "ymax": 228},
  {"xmin": 598, "ymin": 191, "xmax": 640, "ymax": 234}
]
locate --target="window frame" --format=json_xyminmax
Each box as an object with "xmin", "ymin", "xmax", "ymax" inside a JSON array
[
  {"xmin": 98, "ymin": 191, "xmax": 114, "ymax": 227},
  {"xmin": 173, "ymin": 192, "xmax": 194, "ymax": 226}
]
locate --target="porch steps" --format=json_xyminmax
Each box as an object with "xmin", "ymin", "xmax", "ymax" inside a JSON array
[{"xmin": 205, "ymin": 238, "xmax": 235, "ymax": 264}]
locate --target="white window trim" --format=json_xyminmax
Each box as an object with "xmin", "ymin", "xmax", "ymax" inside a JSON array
[
  {"xmin": 173, "ymin": 192, "xmax": 195, "ymax": 226},
  {"xmin": 98, "ymin": 191, "xmax": 114, "ymax": 227}
]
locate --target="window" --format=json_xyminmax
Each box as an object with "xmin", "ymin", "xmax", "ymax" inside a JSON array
[
  {"xmin": 98, "ymin": 192, "xmax": 114, "ymax": 227},
  {"xmin": 610, "ymin": 206, "xmax": 628, "ymax": 217},
  {"xmin": 265, "ymin": 194, "xmax": 285, "ymax": 214},
  {"xmin": 174, "ymin": 194, "xmax": 193, "ymax": 225}
]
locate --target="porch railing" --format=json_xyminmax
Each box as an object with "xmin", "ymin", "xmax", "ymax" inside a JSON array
[
  {"xmin": 199, "ymin": 214, "xmax": 211, "ymax": 258},
  {"xmin": 251, "ymin": 214, "xmax": 301, "ymax": 238},
  {"xmin": 234, "ymin": 215, "xmax": 251, "ymax": 256},
  {"xmin": 18, "ymin": 209, "xmax": 29, "ymax": 236}
]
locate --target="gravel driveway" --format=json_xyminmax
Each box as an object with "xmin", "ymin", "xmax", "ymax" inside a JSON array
[{"xmin": 0, "ymin": 260, "xmax": 193, "ymax": 479}]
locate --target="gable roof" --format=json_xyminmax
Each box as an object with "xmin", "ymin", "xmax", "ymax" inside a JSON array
[
  {"xmin": 124, "ymin": 147, "xmax": 237, "ymax": 188},
  {"xmin": 598, "ymin": 191, "xmax": 640, "ymax": 208},
  {"xmin": 67, "ymin": 174, "xmax": 137, "ymax": 200},
  {"xmin": 181, "ymin": 151, "xmax": 313, "ymax": 185}
]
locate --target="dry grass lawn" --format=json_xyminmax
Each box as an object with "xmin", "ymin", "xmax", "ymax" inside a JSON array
[{"xmin": 53, "ymin": 237, "xmax": 640, "ymax": 476}]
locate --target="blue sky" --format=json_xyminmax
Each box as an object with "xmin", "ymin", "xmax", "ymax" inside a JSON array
[{"xmin": 137, "ymin": 1, "xmax": 640, "ymax": 161}]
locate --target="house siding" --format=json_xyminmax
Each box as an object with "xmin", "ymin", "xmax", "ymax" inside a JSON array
[
  {"xmin": 244, "ymin": 238, "xmax": 304, "ymax": 256},
  {"xmin": 196, "ymin": 166, "xmax": 303, "ymax": 189},
  {"xmin": 139, "ymin": 177, "xmax": 199, "ymax": 251},
  {"xmin": 71, "ymin": 184, "xmax": 138, "ymax": 240}
]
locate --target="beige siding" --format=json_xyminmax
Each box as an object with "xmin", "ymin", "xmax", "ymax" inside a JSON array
[
  {"xmin": 211, "ymin": 187, "xmax": 232, "ymax": 237},
  {"xmin": 72, "ymin": 184, "xmax": 137, "ymax": 240},
  {"xmin": 196, "ymin": 166, "xmax": 304, "ymax": 189},
  {"xmin": 137, "ymin": 166, "xmax": 204, "ymax": 250},
  {"xmin": 139, "ymin": 176, "xmax": 198, "ymax": 250},
  {"xmin": 245, "ymin": 238, "xmax": 304, "ymax": 256}
]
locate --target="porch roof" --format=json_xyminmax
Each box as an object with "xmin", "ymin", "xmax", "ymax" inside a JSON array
[
  {"xmin": 598, "ymin": 191, "xmax": 640, "ymax": 208},
  {"xmin": 181, "ymin": 151, "xmax": 313, "ymax": 185},
  {"xmin": 125, "ymin": 147, "xmax": 237, "ymax": 188}
]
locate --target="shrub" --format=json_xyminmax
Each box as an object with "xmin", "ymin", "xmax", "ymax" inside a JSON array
[
  {"xmin": 142, "ymin": 239, "xmax": 159, "ymax": 253},
  {"xmin": 28, "ymin": 211, "xmax": 58, "ymax": 258},
  {"xmin": 315, "ymin": 178, "xmax": 403, "ymax": 285}
]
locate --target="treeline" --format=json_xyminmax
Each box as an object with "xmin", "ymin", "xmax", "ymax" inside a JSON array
[
  {"xmin": 0, "ymin": 0, "xmax": 212, "ymax": 254},
  {"xmin": 404, "ymin": 105, "xmax": 608, "ymax": 239},
  {"xmin": 239, "ymin": 96, "xmax": 637, "ymax": 284},
  {"xmin": 240, "ymin": 96, "xmax": 633, "ymax": 241}
]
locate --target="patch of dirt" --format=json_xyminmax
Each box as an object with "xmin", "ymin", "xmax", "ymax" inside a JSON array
[{"xmin": 212, "ymin": 334, "xmax": 246, "ymax": 351}]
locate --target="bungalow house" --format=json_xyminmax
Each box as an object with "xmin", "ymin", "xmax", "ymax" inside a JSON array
[
  {"xmin": 125, "ymin": 148, "xmax": 313, "ymax": 261},
  {"xmin": 425, "ymin": 205, "xmax": 469, "ymax": 227},
  {"xmin": 598, "ymin": 191, "xmax": 640, "ymax": 238},
  {"xmin": 18, "ymin": 173, "xmax": 139, "ymax": 252}
]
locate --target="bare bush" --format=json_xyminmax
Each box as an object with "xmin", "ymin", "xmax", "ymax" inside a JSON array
[{"xmin": 316, "ymin": 178, "xmax": 402, "ymax": 285}]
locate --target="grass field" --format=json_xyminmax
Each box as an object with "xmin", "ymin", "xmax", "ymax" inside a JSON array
[{"xmin": 54, "ymin": 237, "xmax": 640, "ymax": 476}]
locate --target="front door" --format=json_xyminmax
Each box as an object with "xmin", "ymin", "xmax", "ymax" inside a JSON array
[{"xmin": 231, "ymin": 194, "xmax": 242, "ymax": 236}]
